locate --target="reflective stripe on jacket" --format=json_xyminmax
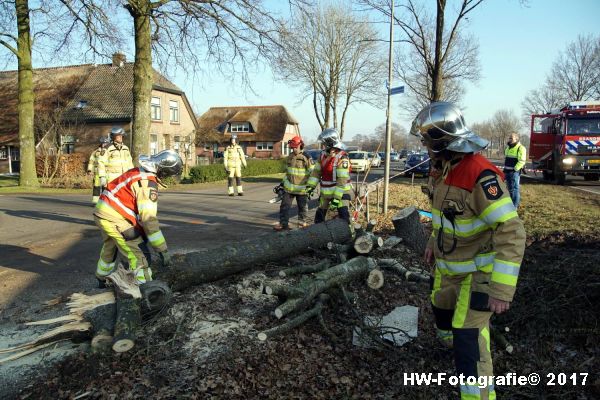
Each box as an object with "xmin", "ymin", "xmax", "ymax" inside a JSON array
[
  {"xmin": 98, "ymin": 143, "xmax": 134, "ymax": 182},
  {"xmin": 96, "ymin": 168, "xmax": 167, "ymax": 251},
  {"xmin": 504, "ymin": 143, "xmax": 526, "ymax": 171},
  {"xmin": 427, "ymin": 153, "xmax": 526, "ymax": 302},
  {"xmin": 283, "ymin": 152, "xmax": 313, "ymax": 194},
  {"xmin": 224, "ymin": 145, "xmax": 246, "ymax": 169},
  {"xmin": 308, "ymin": 150, "xmax": 352, "ymax": 199}
]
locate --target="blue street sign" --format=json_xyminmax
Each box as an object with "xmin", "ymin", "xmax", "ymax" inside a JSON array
[{"xmin": 390, "ymin": 86, "xmax": 404, "ymax": 95}]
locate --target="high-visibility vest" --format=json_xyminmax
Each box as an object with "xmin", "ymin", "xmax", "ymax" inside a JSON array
[
  {"xmin": 99, "ymin": 168, "xmax": 158, "ymax": 232},
  {"xmin": 504, "ymin": 143, "xmax": 526, "ymax": 171},
  {"xmin": 319, "ymin": 151, "xmax": 350, "ymax": 187}
]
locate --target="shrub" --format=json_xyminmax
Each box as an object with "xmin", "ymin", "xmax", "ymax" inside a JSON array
[{"xmin": 188, "ymin": 159, "xmax": 286, "ymax": 183}]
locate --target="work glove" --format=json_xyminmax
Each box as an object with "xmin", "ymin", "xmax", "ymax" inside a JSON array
[
  {"xmin": 306, "ymin": 186, "xmax": 315, "ymax": 197},
  {"xmin": 99, "ymin": 177, "xmax": 107, "ymax": 186},
  {"xmin": 329, "ymin": 198, "xmax": 341, "ymax": 210},
  {"xmin": 159, "ymin": 251, "xmax": 172, "ymax": 268}
]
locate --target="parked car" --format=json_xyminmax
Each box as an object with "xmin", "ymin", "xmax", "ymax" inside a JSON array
[
  {"xmin": 390, "ymin": 152, "xmax": 400, "ymax": 162},
  {"xmin": 348, "ymin": 151, "xmax": 371, "ymax": 172},
  {"xmin": 304, "ymin": 149, "xmax": 321, "ymax": 161},
  {"xmin": 404, "ymin": 153, "xmax": 430, "ymax": 177},
  {"xmin": 377, "ymin": 152, "xmax": 385, "ymax": 164},
  {"xmin": 368, "ymin": 152, "xmax": 382, "ymax": 167},
  {"xmin": 399, "ymin": 149, "xmax": 408, "ymax": 159}
]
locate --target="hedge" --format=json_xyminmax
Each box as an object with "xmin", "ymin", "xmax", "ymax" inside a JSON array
[{"xmin": 188, "ymin": 159, "xmax": 286, "ymax": 183}]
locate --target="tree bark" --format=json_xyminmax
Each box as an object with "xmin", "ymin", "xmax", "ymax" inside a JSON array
[
  {"xmin": 157, "ymin": 218, "xmax": 353, "ymax": 291},
  {"xmin": 279, "ymin": 259, "xmax": 332, "ymax": 278},
  {"xmin": 128, "ymin": 0, "xmax": 153, "ymax": 161},
  {"xmin": 84, "ymin": 303, "xmax": 116, "ymax": 352},
  {"xmin": 273, "ymin": 256, "xmax": 376, "ymax": 319},
  {"xmin": 15, "ymin": 0, "xmax": 39, "ymax": 187},
  {"xmin": 431, "ymin": 0, "xmax": 446, "ymax": 101},
  {"xmin": 392, "ymin": 206, "xmax": 428, "ymax": 256},
  {"xmin": 112, "ymin": 297, "xmax": 141, "ymax": 353}
]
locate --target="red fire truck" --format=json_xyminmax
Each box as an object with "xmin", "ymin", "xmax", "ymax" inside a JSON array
[{"xmin": 529, "ymin": 101, "xmax": 600, "ymax": 184}]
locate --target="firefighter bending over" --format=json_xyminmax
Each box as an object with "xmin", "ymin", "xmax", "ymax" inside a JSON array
[
  {"xmin": 93, "ymin": 150, "xmax": 182, "ymax": 286},
  {"xmin": 411, "ymin": 102, "xmax": 526, "ymax": 400},
  {"xmin": 224, "ymin": 134, "xmax": 247, "ymax": 196},
  {"xmin": 306, "ymin": 128, "xmax": 352, "ymax": 223}
]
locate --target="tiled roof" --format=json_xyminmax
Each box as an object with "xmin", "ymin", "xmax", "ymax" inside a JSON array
[{"xmin": 197, "ymin": 105, "xmax": 299, "ymax": 143}]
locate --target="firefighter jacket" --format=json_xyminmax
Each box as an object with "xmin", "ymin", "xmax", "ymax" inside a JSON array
[
  {"xmin": 427, "ymin": 153, "xmax": 526, "ymax": 302},
  {"xmin": 307, "ymin": 150, "xmax": 352, "ymax": 200},
  {"xmin": 224, "ymin": 144, "xmax": 246, "ymax": 170},
  {"xmin": 95, "ymin": 168, "xmax": 167, "ymax": 253},
  {"xmin": 87, "ymin": 147, "xmax": 106, "ymax": 181},
  {"xmin": 283, "ymin": 152, "xmax": 313, "ymax": 195},
  {"xmin": 98, "ymin": 142, "xmax": 134, "ymax": 183},
  {"xmin": 504, "ymin": 142, "xmax": 526, "ymax": 172}
]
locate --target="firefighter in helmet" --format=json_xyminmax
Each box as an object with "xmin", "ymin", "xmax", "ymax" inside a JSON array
[
  {"xmin": 223, "ymin": 134, "xmax": 247, "ymax": 196},
  {"xmin": 87, "ymin": 136, "xmax": 110, "ymax": 204},
  {"xmin": 98, "ymin": 127, "xmax": 134, "ymax": 186},
  {"xmin": 306, "ymin": 128, "xmax": 352, "ymax": 223},
  {"xmin": 274, "ymin": 135, "xmax": 314, "ymax": 231},
  {"xmin": 94, "ymin": 149, "xmax": 182, "ymax": 286},
  {"xmin": 411, "ymin": 102, "xmax": 526, "ymax": 400}
]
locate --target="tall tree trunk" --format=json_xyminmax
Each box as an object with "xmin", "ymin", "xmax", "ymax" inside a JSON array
[
  {"xmin": 129, "ymin": 0, "xmax": 153, "ymax": 162},
  {"xmin": 15, "ymin": 0, "xmax": 39, "ymax": 187},
  {"xmin": 431, "ymin": 0, "xmax": 446, "ymax": 102}
]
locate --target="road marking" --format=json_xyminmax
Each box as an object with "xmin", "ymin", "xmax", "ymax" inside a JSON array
[{"xmin": 569, "ymin": 186, "xmax": 600, "ymax": 196}]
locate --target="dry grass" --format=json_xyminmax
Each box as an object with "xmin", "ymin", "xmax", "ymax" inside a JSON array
[{"xmin": 363, "ymin": 180, "xmax": 600, "ymax": 238}]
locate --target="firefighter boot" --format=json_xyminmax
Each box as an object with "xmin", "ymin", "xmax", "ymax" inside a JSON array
[
  {"xmin": 236, "ymin": 177, "xmax": 243, "ymax": 196},
  {"xmin": 228, "ymin": 177, "xmax": 235, "ymax": 196}
]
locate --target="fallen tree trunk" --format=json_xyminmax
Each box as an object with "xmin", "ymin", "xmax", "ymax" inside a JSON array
[
  {"xmin": 112, "ymin": 297, "xmax": 141, "ymax": 353},
  {"xmin": 272, "ymin": 256, "xmax": 377, "ymax": 319},
  {"xmin": 83, "ymin": 303, "xmax": 116, "ymax": 352},
  {"xmin": 279, "ymin": 259, "xmax": 332, "ymax": 278},
  {"xmin": 157, "ymin": 218, "xmax": 353, "ymax": 290},
  {"xmin": 392, "ymin": 206, "xmax": 428, "ymax": 256}
]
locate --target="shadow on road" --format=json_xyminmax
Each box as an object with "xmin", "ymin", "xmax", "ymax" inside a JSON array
[{"xmin": 0, "ymin": 209, "xmax": 95, "ymax": 226}]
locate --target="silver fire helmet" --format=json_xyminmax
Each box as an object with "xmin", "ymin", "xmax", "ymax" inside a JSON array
[
  {"xmin": 317, "ymin": 127, "xmax": 345, "ymax": 150},
  {"xmin": 139, "ymin": 150, "xmax": 183, "ymax": 179},
  {"xmin": 110, "ymin": 127, "xmax": 125, "ymax": 139},
  {"xmin": 410, "ymin": 102, "xmax": 488, "ymax": 153}
]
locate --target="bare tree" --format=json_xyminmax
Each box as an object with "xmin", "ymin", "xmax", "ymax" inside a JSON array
[
  {"xmin": 273, "ymin": 2, "xmax": 386, "ymax": 139},
  {"xmin": 549, "ymin": 34, "xmax": 600, "ymax": 102},
  {"xmin": 520, "ymin": 83, "xmax": 566, "ymax": 124},
  {"xmin": 358, "ymin": 0, "xmax": 483, "ymax": 112}
]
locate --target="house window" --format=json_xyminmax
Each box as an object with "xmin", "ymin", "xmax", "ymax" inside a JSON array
[
  {"xmin": 151, "ymin": 97, "xmax": 161, "ymax": 120},
  {"xmin": 0, "ymin": 146, "xmax": 7, "ymax": 160},
  {"xmin": 169, "ymin": 100, "xmax": 179, "ymax": 123},
  {"xmin": 61, "ymin": 135, "xmax": 76, "ymax": 154},
  {"xmin": 282, "ymin": 141, "xmax": 290, "ymax": 156},
  {"xmin": 174, "ymin": 135, "xmax": 181, "ymax": 151},
  {"xmin": 75, "ymin": 100, "xmax": 88, "ymax": 109},
  {"xmin": 256, "ymin": 142, "xmax": 274, "ymax": 151},
  {"xmin": 150, "ymin": 134, "xmax": 158, "ymax": 155},
  {"xmin": 230, "ymin": 122, "xmax": 250, "ymax": 133}
]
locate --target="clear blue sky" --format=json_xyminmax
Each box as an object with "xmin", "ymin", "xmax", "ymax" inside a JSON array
[
  {"xmin": 3, "ymin": 0, "xmax": 599, "ymax": 144},
  {"xmin": 180, "ymin": 0, "xmax": 600, "ymax": 143}
]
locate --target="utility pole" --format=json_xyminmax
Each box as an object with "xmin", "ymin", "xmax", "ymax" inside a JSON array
[{"xmin": 383, "ymin": 0, "xmax": 394, "ymax": 213}]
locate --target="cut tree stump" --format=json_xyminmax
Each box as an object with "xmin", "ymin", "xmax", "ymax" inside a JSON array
[
  {"xmin": 353, "ymin": 232, "xmax": 384, "ymax": 255},
  {"xmin": 83, "ymin": 303, "xmax": 116, "ymax": 353},
  {"xmin": 112, "ymin": 297, "xmax": 141, "ymax": 353},
  {"xmin": 157, "ymin": 218, "xmax": 353, "ymax": 291},
  {"xmin": 272, "ymin": 256, "xmax": 377, "ymax": 319},
  {"xmin": 392, "ymin": 206, "xmax": 428, "ymax": 256}
]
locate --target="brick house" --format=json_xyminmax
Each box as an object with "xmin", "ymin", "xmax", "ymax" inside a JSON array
[
  {"xmin": 0, "ymin": 53, "xmax": 198, "ymax": 174},
  {"xmin": 196, "ymin": 105, "xmax": 301, "ymax": 160}
]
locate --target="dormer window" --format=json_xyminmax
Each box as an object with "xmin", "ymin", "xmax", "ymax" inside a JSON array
[
  {"xmin": 230, "ymin": 122, "xmax": 250, "ymax": 133},
  {"xmin": 75, "ymin": 100, "xmax": 88, "ymax": 109}
]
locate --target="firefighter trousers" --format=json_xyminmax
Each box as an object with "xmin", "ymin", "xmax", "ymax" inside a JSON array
[
  {"xmin": 94, "ymin": 216, "xmax": 152, "ymax": 284},
  {"xmin": 314, "ymin": 195, "xmax": 350, "ymax": 223},
  {"xmin": 431, "ymin": 269, "xmax": 496, "ymax": 400},
  {"xmin": 279, "ymin": 192, "xmax": 308, "ymax": 226},
  {"xmin": 91, "ymin": 174, "xmax": 102, "ymax": 204},
  {"xmin": 227, "ymin": 166, "xmax": 243, "ymax": 194}
]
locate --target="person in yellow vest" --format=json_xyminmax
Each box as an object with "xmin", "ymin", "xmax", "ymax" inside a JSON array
[
  {"xmin": 411, "ymin": 102, "xmax": 526, "ymax": 400},
  {"xmin": 86, "ymin": 136, "xmax": 110, "ymax": 204},
  {"xmin": 306, "ymin": 128, "xmax": 352, "ymax": 223},
  {"xmin": 223, "ymin": 135, "xmax": 247, "ymax": 196},
  {"xmin": 94, "ymin": 149, "xmax": 182, "ymax": 286},
  {"xmin": 503, "ymin": 132, "xmax": 527, "ymax": 208},
  {"xmin": 98, "ymin": 127, "xmax": 134, "ymax": 186},
  {"xmin": 274, "ymin": 136, "xmax": 314, "ymax": 231}
]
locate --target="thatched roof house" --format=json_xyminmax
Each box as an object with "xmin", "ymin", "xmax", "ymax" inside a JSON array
[{"xmin": 196, "ymin": 105, "xmax": 301, "ymax": 159}]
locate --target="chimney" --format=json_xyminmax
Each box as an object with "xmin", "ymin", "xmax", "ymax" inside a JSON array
[{"xmin": 112, "ymin": 52, "xmax": 126, "ymax": 67}]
